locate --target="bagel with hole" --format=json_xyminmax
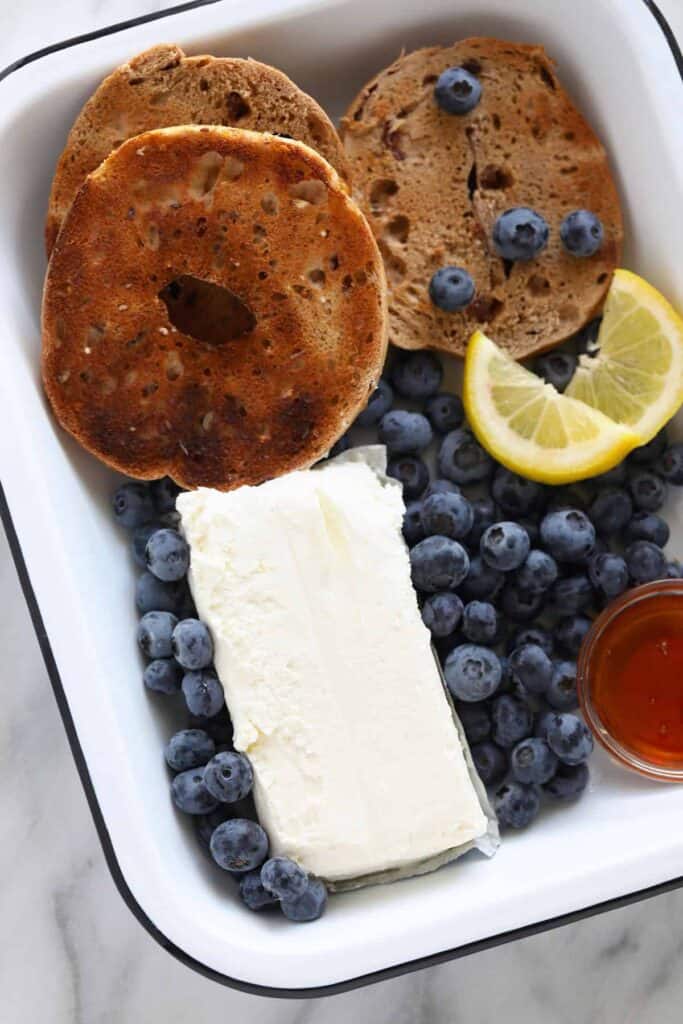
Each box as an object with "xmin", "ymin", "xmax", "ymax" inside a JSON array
[{"xmin": 42, "ymin": 126, "xmax": 387, "ymax": 489}]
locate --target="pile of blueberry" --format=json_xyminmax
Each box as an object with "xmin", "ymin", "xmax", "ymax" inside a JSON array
[
  {"xmin": 429, "ymin": 64, "xmax": 604, "ymax": 313},
  {"xmin": 343, "ymin": 347, "xmax": 683, "ymax": 830},
  {"xmin": 112, "ymin": 478, "xmax": 326, "ymax": 922}
]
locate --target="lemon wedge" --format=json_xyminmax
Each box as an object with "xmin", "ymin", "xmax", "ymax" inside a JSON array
[
  {"xmin": 565, "ymin": 269, "xmax": 683, "ymax": 443},
  {"xmin": 464, "ymin": 330, "xmax": 640, "ymax": 484}
]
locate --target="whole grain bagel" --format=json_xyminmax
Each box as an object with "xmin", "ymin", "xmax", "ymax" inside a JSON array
[
  {"xmin": 341, "ymin": 38, "xmax": 623, "ymax": 360},
  {"xmin": 45, "ymin": 44, "xmax": 349, "ymax": 253},
  {"xmin": 42, "ymin": 126, "xmax": 386, "ymax": 489}
]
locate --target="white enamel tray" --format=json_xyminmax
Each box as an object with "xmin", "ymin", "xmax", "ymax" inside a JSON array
[{"xmin": 0, "ymin": 0, "xmax": 681, "ymax": 997}]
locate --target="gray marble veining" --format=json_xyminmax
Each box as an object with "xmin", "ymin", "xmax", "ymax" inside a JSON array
[{"xmin": 2, "ymin": 1, "xmax": 683, "ymax": 1021}]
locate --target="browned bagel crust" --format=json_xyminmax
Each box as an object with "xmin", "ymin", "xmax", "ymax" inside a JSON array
[
  {"xmin": 46, "ymin": 44, "xmax": 349, "ymax": 253},
  {"xmin": 42, "ymin": 127, "xmax": 387, "ymax": 489},
  {"xmin": 341, "ymin": 38, "xmax": 623, "ymax": 360}
]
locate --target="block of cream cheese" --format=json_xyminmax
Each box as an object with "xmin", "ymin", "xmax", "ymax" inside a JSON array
[{"xmin": 177, "ymin": 449, "xmax": 495, "ymax": 888}]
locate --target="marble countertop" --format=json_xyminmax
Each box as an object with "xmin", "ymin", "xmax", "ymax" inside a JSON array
[{"xmin": 2, "ymin": 2, "xmax": 683, "ymax": 1021}]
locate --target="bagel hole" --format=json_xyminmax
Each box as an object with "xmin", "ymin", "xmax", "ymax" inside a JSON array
[{"xmin": 159, "ymin": 275, "xmax": 256, "ymax": 346}]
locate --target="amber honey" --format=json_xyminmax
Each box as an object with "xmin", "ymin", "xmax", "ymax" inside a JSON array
[{"xmin": 581, "ymin": 583, "xmax": 683, "ymax": 776}]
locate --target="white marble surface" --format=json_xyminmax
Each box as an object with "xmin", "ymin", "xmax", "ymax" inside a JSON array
[{"xmin": 2, "ymin": 2, "xmax": 683, "ymax": 1021}]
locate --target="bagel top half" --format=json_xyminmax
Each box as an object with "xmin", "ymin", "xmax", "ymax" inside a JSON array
[{"xmin": 42, "ymin": 126, "xmax": 387, "ymax": 490}]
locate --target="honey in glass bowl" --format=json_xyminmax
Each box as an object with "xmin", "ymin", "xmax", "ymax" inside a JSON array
[{"xmin": 577, "ymin": 580, "xmax": 683, "ymax": 781}]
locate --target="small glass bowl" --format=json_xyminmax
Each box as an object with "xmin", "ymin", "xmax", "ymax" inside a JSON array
[{"xmin": 577, "ymin": 579, "xmax": 683, "ymax": 783}]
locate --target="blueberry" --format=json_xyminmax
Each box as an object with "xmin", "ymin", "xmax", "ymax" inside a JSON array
[
  {"xmin": 424, "ymin": 392, "xmax": 465, "ymax": 433},
  {"xmin": 434, "ymin": 66, "xmax": 482, "ymax": 115},
  {"xmin": 509, "ymin": 644, "xmax": 553, "ymax": 695},
  {"xmin": 494, "ymin": 781, "xmax": 540, "ymax": 828},
  {"xmin": 656, "ymin": 443, "xmax": 683, "ymax": 485},
  {"xmin": 444, "ymin": 644, "xmax": 502, "ymax": 702},
  {"xmin": 546, "ymin": 713, "xmax": 594, "ymax": 765},
  {"xmin": 379, "ymin": 410, "xmax": 433, "ymax": 454},
  {"xmin": 466, "ymin": 498, "xmax": 499, "ymax": 548},
  {"xmin": 556, "ymin": 615, "xmax": 592, "ymax": 657},
  {"xmin": 515, "ymin": 549, "xmax": 558, "ymax": 594},
  {"xmin": 112, "ymin": 482, "xmax": 155, "ymax": 529},
  {"xmin": 165, "ymin": 729, "xmax": 216, "ymax": 772},
  {"xmin": 135, "ymin": 571, "xmax": 186, "ymax": 615},
  {"xmin": 438, "ymin": 428, "xmax": 494, "ymax": 484},
  {"xmin": 491, "ymin": 468, "xmax": 545, "ymax": 517},
  {"xmin": 137, "ymin": 610, "xmax": 178, "ymax": 659},
  {"xmin": 500, "ymin": 584, "xmax": 544, "ymax": 623},
  {"xmin": 491, "ymin": 694, "xmax": 533, "ymax": 748},
  {"xmin": 202, "ymin": 751, "xmax": 252, "ymax": 805},
  {"xmin": 481, "ymin": 522, "xmax": 530, "ymax": 572},
  {"xmin": 460, "ymin": 555, "xmax": 504, "ymax": 602},
  {"xmin": 151, "ymin": 477, "xmax": 182, "ymax": 515},
  {"xmin": 667, "ymin": 560, "xmax": 683, "ymax": 579},
  {"xmin": 239, "ymin": 870, "xmax": 279, "ymax": 911},
  {"xmin": 261, "ymin": 857, "xmax": 309, "ymax": 901},
  {"xmin": 629, "ymin": 470, "xmax": 667, "ymax": 512},
  {"xmin": 195, "ymin": 805, "xmax": 236, "ymax": 853},
  {"xmin": 421, "ymin": 591, "xmax": 463, "ymax": 638},
  {"xmin": 509, "ymin": 627, "xmax": 553, "ymax": 658},
  {"xmin": 625, "ymin": 540, "xmax": 667, "ymax": 584},
  {"xmin": 410, "ymin": 536, "xmax": 470, "ymax": 592},
  {"xmin": 560, "ymin": 209, "xmax": 604, "ymax": 257},
  {"xmin": 589, "ymin": 488, "xmax": 633, "ymax": 537},
  {"xmin": 144, "ymin": 528, "xmax": 189, "ymax": 582},
  {"xmin": 423, "ymin": 479, "xmax": 462, "ymax": 499},
  {"xmin": 510, "ymin": 737, "xmax": 558, "ymax": 785},
  {"xmin": 172, "ymin": 618, "xmax": 213, "ymax": 670},
  {"xmin": 403, "ymin": 501, "xmax": 426, "ymax": 547},
  {"xmin": 591, "ymin": 462, "xmax": 627, "ymax": 487},
  {"xmin": 210, "ymin": 819, "xmax": 269, "ymax": 872},
  {"xmin": 628, "ymin": 429, "xmax": 668, "ymax": 466},
  {"xmin": 550, "ymin": 574, "xmax": 594, "ymax": 615},
  {"xmin": 492, "ymin": 207, "xmax": 549, "ymax": 261},
  {"xmin": 281, "ymin": 877, "xmax": 328, "ymax": 923},
  {"xmin": 143, "ymin": 657, "xmax": 182, "ymax": 695},
  {"xmin": 328, "ymin": 434, "xmax": 351, "ymax": 458},
  {"xmin": 535, "ymin": 351, "xmax": 577, "ymax": 393},
  {"xmin": 471, "ymin": 741, "xmax": 508, "ymax": 785},
  {"xmin": 171, "ymin": 768, "xmax": 219, "ymax": 815},
  {"xmin": 462, "ymin": 601, "xmax": 498, "ymax": 644},
  {"xmin": 182, "ymin": 670, "xmax": 224, "ymax": 718},
  {"xmin": 421, "ymin": 491, "xmax": 474, "ymax": 540},
  {"xmin": 132, "ymin": 522, "xmax": 162, "ymax": 568},
  {"xmin": 454, "ymin": 701, "xmax": 491, "ymax": 744},
  {"xmin": 540, "ymin": 509, "xmax": 596, "ymax": 562},
  {"xmin": 535, "ymin": 709, "xmax": 557, "ymax": 741},
  {"xmin": 546, "ymin": 661, "xmax": 579, "ymax": 711},
  {"xmin": 355, "ymin": 379, "xmax": 393, "ymax": 427},
  {"xmin": 544, "ymin": 762, "xmax": 589, "ymax": 800},
  {"xmin": 391, "ymin": 351, "xmax": 443, "ymax": 398},
  {"xmin": 574, "ymin": 317, "xmax": 602, "ymax": 357},
  {"xmin": 587, "ymin": 552, "xmax": 628, "ymax": 599},
  {"xmin": 624, "ymin": 512, "xmax": 670, "ymax": 548},
  {"xmin": 429, "ymin": 266, "xmax": 475, "ymax": 311},
  {"xmin": 387, "ymin": 455, "xmax": 429, "ymax": 500}
]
